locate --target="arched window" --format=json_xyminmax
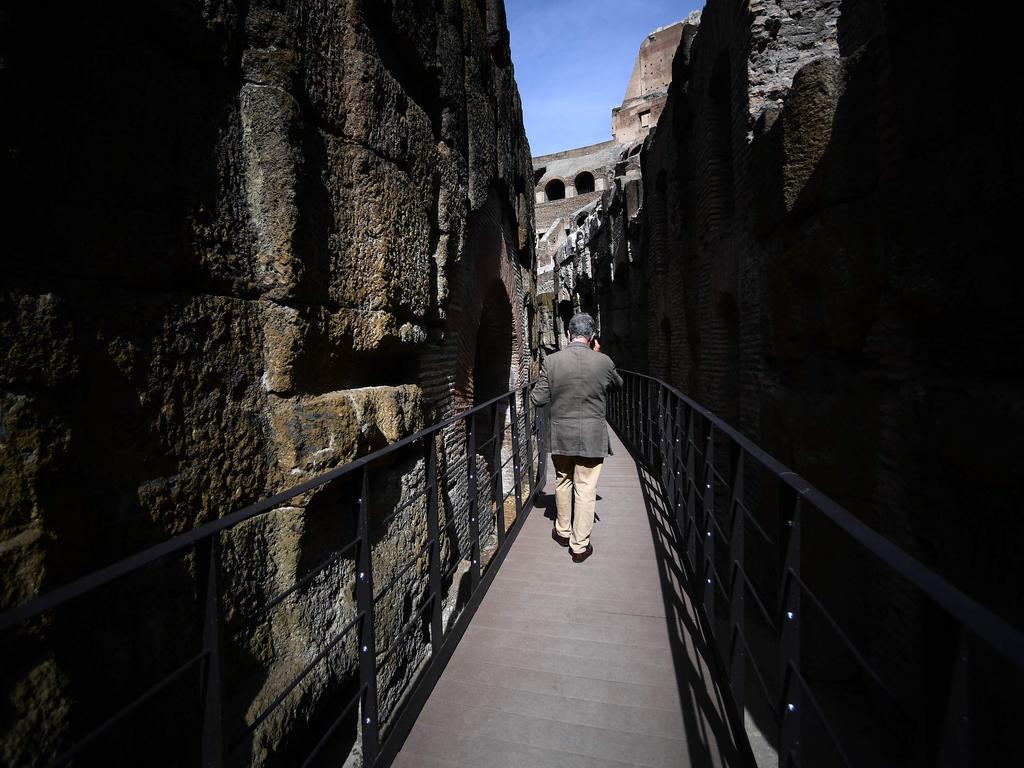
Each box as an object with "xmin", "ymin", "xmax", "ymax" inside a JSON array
[
  {"xmin": 574, "ymin": 171, "xmax": 595, "ymax": 194},
  {"xmin": 545, "ymin": 179, "xmax": 565, "ymax": 201}
]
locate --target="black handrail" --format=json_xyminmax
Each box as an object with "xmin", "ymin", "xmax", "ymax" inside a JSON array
[
  {"xmin": 0, "ymin": 380, "xmax": 547, "ymax": 768},
  {"xmin": 608, "ymin": 369, "xmax": 1024, "ymax": 767}
]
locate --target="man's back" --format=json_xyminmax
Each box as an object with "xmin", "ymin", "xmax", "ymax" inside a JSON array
[{"xmin": 532, "ymin": 341, "xmax": 622, "ymax": 458}]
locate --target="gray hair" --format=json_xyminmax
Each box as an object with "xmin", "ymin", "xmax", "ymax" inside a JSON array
[{"xmin": 567, "ymin": 313, "xmax": 597, "ymax": 341}]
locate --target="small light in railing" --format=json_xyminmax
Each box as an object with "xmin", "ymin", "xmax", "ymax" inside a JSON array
[
  {"xmin": 358, "ymin": 572, "xmax": 365, "ymax": 580},
  {"xmin": 787, "ymin": 703, "xmax": 796, "ymax": 713},
  {"xmin": 786, "ymin": 611, "xmax": 795, "ymax": 621},
  {"xmin": 706, "ymin": 578, "xmax": 712, "ymax": 585},
  {"xmin": 362, "ymin": 645, "xmax": 368, "ymax": 652},
  {"xmin": 706, "ymin": 531, "xmax": 711, "ymax": 537},
  {"xmin": 365, "ymin": 717, "xmax": 372, "ymax": 725}
]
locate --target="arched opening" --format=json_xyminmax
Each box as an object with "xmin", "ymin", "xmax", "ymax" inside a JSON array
[
  {"xmin": 557, "ymin": 300, "xmax": 574, "ymax": 342},
  {"xmin": 473, "ymin": 280, "xmax": 514, "ymax": 443},
  {"xmin": 544, "ymin": 179, "xmax": 565, "ymax": 201},
  {"xmin": 574, "ymin": 171, "xmax": 595, "ymax": 194}
]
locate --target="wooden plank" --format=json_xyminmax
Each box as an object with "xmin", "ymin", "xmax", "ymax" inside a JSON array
[
  {"xmin": 415, "ymin": 701, "xmax": 690, "ymax": 767},
  {"xmin": 425, "ymin": 677, "xmax": 688, "ymax": 740},
  {"xmin": 402, "ymin": 725, "xmax": 638, "ymax": 768}
]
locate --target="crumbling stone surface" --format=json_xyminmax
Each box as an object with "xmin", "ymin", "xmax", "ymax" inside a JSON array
[{"xmin": 0, "ymin": 1, "xmax": 534, "ymax": 765}]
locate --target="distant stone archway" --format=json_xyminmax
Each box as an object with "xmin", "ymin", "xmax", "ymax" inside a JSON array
[
  {"xmin": 574, "ymin": 171, "xmax": 595, "ymax": 194},
  {"xmin": 544, "ymin": 179, "xmax": 565, "ymax": 201}
]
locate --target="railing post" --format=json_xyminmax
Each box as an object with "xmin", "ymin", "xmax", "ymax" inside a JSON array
[
  {"xmin": 535, "ymin": 387, "xmax": 548, "ymax": 495},
  {"xmin": 672, "ymin": 398, "xmax": 685, "ymax": 532},
  {"xmin": 424, "ymin": 435, "xmax": 443, "ymax": 656},
  {"xmin": 651, "ymin": 380, "xmax": 658, "ymax": 466},
  {"xmin": 728, "ymin": 447, "xmax": 746, "ymax": 718},
  {"xmin": 778, "ymin": 481, "xmax": 802, "ymax": 766},
  {"xmin": 466, "ymin": 414, "xmax": 481, "ymax": 590},
  {"xmin": 622, "ymin": 374, "xmax": 630, "ymax": 442},
  {"xmin": 355, "ymin": 466, "xmax": 380, "ymax": 765},
  {"xmin": 198, "ymin": 535, "xmax": 224, "ymax": 768},
  {"xmin": 644, "ymin": 378, "xmax": 652, "ymax": 464},
  {"xmin": 685, "ymin": 408, "xmax": 697, "ymax": 569},
  {"xmin": 509, "ymin": 393, "xmax": 524, "ymax": 524},
  {"xmin": 632, "ymin": 374, "xmax": 639, "ymax": 448},
  {"xmin": 656, "ymin": 384, "xmax": 667, "ymax": 476},
  {"xmin": 630, "ymin": 376, "xmax": 638, "ymax": 456},
  {"xmin": 521, "ymin": 385, "xmax": 535, "ymax": 500},
  {"xmin": 702, "ymin": 424, "xmax": 716, "ymax": 625},
  {"xmin": 660, "ymin": 386, "xmax": 673, "ymax": 500},
  {"xmin": 491, "ymin": 400, "xmax": 505, "ymax": 548},
  {"xmin": 939, "ymin": 627, "xmax": 972, "ymax": 765}
]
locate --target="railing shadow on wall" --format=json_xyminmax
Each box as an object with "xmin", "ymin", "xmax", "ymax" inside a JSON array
[
  {"xmin": 608, "ymin": 370, "xmax": 1024, "ymax": 768},
  {"xmin": 0, "ymin": 383, "xmax": 547, "ymax": 768}
]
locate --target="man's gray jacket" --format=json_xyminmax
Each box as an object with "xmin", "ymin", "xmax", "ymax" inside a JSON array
[{"xmin": 531, "ymin": 341, "xmax": 623, "ymax": 458}]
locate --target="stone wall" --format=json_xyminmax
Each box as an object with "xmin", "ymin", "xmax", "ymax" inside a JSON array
[
  {"xmin": 630, "ymin": 0, "xmax": 1024, "ymax": 761},
  {"xmin": 0, "ymin": 1, "xmax": 534, "ymax": 765}
]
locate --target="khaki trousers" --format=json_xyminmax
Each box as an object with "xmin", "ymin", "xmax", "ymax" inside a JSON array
[{"xmin": 552, "ymin": 455, "xmax": 604, "ymax": 554}]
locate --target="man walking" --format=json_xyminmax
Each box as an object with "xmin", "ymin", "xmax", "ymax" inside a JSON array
[{"xmin": 531, "ymin": 313, "xmax": 623, "ymax": 563}]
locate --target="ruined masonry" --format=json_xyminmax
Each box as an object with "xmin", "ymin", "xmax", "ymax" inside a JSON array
[
  {"xmin": 1, "ymin": 2, "xmax": 535, "ymax": 765},
  {"xmin": 532, "ymin": 15, "xmax": 698, "ymax": 370}
]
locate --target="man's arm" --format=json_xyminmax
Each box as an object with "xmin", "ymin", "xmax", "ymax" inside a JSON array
[
  {"xmin": 531, "ymin": 359, "xmax": 551, "ymax": 406},
  {"xmin": 607, "ymin": 359, "xmax": 623, "ymax": 391}
]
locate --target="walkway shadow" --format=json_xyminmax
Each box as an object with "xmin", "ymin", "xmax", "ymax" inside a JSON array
[
  {"xmin": 630, "ymin": 457, "xmax": 749, "ymax": 768},
  {"xmin": 537, "ymin": 491, "xmax": 557, "ymax": 523}
]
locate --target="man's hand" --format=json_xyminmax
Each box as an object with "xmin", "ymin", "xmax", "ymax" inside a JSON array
[{"xmin": 590, "ymin": 337, "xmax": 601, "ymax": 353}]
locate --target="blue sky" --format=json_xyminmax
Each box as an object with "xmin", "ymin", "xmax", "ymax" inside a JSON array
[{"xmin": 506, "ymin": 0, "xmax": 703, "ymax": 157}]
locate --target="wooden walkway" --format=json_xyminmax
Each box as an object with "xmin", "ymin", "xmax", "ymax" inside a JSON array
[{"xmin": 395, "ymin": 427, "xmax": 745, "ymax": 768}]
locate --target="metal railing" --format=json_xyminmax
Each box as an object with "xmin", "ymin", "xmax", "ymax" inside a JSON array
[
  {"xmin": 0, "ymin": 382, "xmax": 546, "ymax": 768},
  {"xmin": 608, "ymin": 370, "xmax": 1024, "ymax": 767}
]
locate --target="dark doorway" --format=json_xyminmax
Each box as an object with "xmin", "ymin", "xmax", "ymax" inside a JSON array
[
  {"xmin": 473, "ymin": 280, "xmax": 514, "ymax": 444},
  {"xmin": 574, "ymin": 171, "xmax": 595, "ymax": 194},
  {"xmin": 544, "ymin": 179, "xmax": 565, "ymax": 201}
]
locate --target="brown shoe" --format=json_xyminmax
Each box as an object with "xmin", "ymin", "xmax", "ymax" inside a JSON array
[
  {"xmin": 551, "ymin": 529, "xmax": 569, "ymax": 547},
  {"xmin": 570, "ymin": 545, "xmax": 594, "ymax": 564}
]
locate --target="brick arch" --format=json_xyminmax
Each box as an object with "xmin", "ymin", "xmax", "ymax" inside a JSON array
[
  {"xmin": 447, "ymin": 190, "xmax": 525, "ymax": 416},
  {"xmin": 574, "ymin": 170, "xmax": 595, "ymax": 194},
  {"xmin": 543, "ymin": 178, "xmax": 566, "ymax": 201}
]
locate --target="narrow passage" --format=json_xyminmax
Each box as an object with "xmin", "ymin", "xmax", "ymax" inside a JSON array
[{"xmin": 397, "ymin": 427, "xmax": 744, "ymax": 767}]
